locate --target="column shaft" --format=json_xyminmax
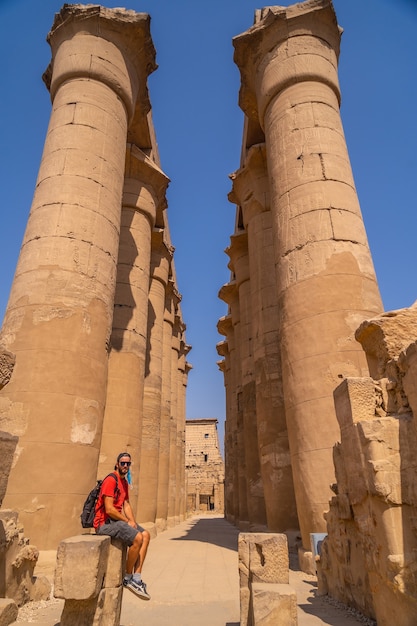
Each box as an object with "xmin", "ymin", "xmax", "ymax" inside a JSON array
[
  {"xmin": 137, "ymin": 235, "xmax": 171, "ymax": 526},
  {"xmin": 219, "ymin": 283, "xmax": 248, "ymax": 527},
  {"xmin": 167, "ymin": 323, "xmax": 180, "ymax": 526},
  {"xmin": 155, "ymin": 283, "xmax": 178, "ymax": 531},
  {"xmin": 228, "ymin": 234, "xmax": 267, "ymax": 529},
  {"xmin": 99, "ymin": 146, "xmax": 168, "ymax": 511},
  {"xmin": 230, "ymin": 145, "xmax": 298, "ymax": 532}
]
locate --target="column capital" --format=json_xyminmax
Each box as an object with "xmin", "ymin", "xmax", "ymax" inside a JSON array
[
  {"xmin": 151, "ymin": 229, "xmax": 173, "ymax": 285},
  {"xmin": 218, "ymin": 281, "xmax": 238, "ymax": 306},
  {"xmin": 164, "ymin": 280, "xmax": 182, "ymax": 325},
  {"xmin": 233, "ymin": 0, "xmax": 341, "ymax": 126},
  {"xmin": 217, "ymin": 314, "xmax": 233, "ymax": 339},
  {"xmin": 180, "ymin": 340, "xmax": 192, "ymax": 359},
  {"xmin": 226, "ymin": 232, "xmax": 249, "ymax": 285},
  {"xmin": 44, "ymin": 5, "xmax": 156, "ymax": 122},
  {"xmin": 229, "ymin": 143, "xmax": 269, "ymax": 227},
  {"xmin": 216, "ymin": 340, "xmax": 229, "ymax": 358},
  {"xmin": 124, "ymin": 144, "xmax": 170, "ymax": 228}
]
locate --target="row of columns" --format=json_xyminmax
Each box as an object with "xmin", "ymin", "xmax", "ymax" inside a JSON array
[
  {"xmin": 0, "ymin": 5, "xmax": 190, "ymax": 548},
  {"xmin": 218, "ymin": 0, "xmax": 382, "ymax": 551}
]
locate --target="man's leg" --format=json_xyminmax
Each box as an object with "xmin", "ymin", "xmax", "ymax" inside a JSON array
[
  {"xmin": 126, "ymin": 531, "xmax": 143, "ymax": 575},
  {"xmin": 134, "ymin": 530, "xmax": 150, "ymax": 573},
  {"xmin": 126, "ymin": 530, "xmax": 151, "ymax": 600}
]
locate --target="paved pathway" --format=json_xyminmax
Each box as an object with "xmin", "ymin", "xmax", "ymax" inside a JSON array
[{"xmin": 12, "ymin": 514, "xmax": 373, "ymax": 625}]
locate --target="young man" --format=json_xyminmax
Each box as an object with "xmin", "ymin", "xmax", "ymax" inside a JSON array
[{"xmin": 93, "ymin": 452, "xmax": 151, "ymax": 600}]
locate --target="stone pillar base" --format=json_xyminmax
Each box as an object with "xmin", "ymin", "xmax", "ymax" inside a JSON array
[
  {"xmin": 155, "ymin": 518, "xmax": 167, "ymax": 533},
  {"xmin": 141, "ymin": 522, "xmax": 157, "ymax": 539},
  {"xmin": 297, "ymin": 547, "xmax": 315, "ymax": 575}
]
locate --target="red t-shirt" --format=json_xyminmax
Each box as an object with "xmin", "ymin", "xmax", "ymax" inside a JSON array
[{"xmin": 93, "ymin": 473, "xmax": 129, "ymax": 529}]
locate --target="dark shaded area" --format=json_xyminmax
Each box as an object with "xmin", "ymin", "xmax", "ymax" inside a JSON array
[{"xmin": 171, "ymin": 516, "xmax": 238, "ymax": 552}]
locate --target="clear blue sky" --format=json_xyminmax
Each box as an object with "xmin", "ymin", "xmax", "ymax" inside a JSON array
[{"xmin": 1, "ymin": 0, "xmax": 416, "ymax": 451}]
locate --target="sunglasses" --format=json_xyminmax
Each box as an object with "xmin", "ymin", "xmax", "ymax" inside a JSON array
[{"xmin": 119, "ymin": 461, "xmax": 131, "ymax": 467}]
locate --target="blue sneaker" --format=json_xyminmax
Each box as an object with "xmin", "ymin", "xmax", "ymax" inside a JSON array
[{"xmin": 126, "ymin": 578, "xmax": 150, "ymax": 600}]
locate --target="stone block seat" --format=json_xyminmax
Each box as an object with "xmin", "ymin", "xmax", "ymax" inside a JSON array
[{"xmin": 54, "ymin": 534, "xmax": 126, "ymax": 626}]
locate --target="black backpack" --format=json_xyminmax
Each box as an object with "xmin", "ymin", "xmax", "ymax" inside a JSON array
[{"xmin": 80, "ymin": 472, "xmax": 119, "ymax": 528}]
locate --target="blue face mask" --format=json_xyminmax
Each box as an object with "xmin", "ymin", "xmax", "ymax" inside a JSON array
[{"xmin": 127, "ymin": 468, "xmax": 132, "ymax": 485}]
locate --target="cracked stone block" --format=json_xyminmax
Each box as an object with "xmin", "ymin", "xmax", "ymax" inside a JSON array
[
  {"xmin": 102, "ymin": 539, "xmax": 126, "ymax": 589},
  {"xmin": 54, "ymin": 535, "xmax": 110, "ymax": 600},
  {"xmin": 93, "ymin": 586, "xmax": 123, "ymax": 626},
  {"xmin": 239, "ymin": 532, "xmax": 289, "ymax": 626},
  {"xmin": 252, "ymin": 582, "xmax": 298, "ymax": 626}
]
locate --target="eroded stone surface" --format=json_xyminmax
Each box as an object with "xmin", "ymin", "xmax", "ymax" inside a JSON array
[
  {"xmin": 54, "ymin": 535, "xmax": 110, "ymax": 600},
  {"xmin": 239, "ymin": 532, "xmax": 291, "ymax": 626},
  {"xmin": 0, "ymin": 598, "xmax": 18, "ymax": 626},
  {"xmin": 0, "ymin": 509, "xmax": 49, "ymax": 607},
  {"xmin": 0, "ymin": 351, "xmax": 15, "ymax": 391},
  {"xmin": 321, "ymin": 303, "xmax": 417, "ymax": 625}
]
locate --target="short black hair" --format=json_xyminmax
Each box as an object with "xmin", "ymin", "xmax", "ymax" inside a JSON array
[{"xmin": 115, "ymin": 451, "xmax": 131, "ymax": 469}]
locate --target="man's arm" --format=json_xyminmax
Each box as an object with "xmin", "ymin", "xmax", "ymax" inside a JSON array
[
  {"xmin": 122, "ymin": 499, "xmax": 137, "ymax": 527},
  {"xmin": 103, "ymin": 495, "xmax": 130, "ymax": 522}
]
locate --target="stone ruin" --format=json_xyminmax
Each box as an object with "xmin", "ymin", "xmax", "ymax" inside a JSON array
[
  {"xmin": 318, "ymin": 304, "xmax": 417, "ymax": 625},
  {"xmin": 0, "ymin": 430, "xmax": 51, "ymax": 623}
]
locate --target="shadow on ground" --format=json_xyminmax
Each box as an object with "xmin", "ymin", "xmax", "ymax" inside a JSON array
[{"xmin": 171, "ymin": 516, "xmax": 239, "ymax": 551}]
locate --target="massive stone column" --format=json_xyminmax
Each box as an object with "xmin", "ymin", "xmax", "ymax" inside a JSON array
[
  {"xmin": 216, "ymin": 333, "xmax": 235, "ymax": 521},
  {"xmin": 176, "ymin": 336, "xmax": 191, "ymax": 521},
  {"xmin": 230, "ymin": 144, "xmax": 298, "ymax": 532},
  {"xmin": 98, "ymin": 145, "xmax": 169, "ymax": 511},
  {"xmin": 167, "ymin": 317, "xmax": 180, "ymax": 526},
  {"xmin": 219, "ymin": 282, "xmax": 249, "ymax": 528},
  {"xmin": 0, "ymin": 5, "xmax": 155, "ymax": 547},
  {"xmin": 155, "ymin": 280, "xmax": 180, "ymax": 531},
  {"xmin": 217, "ymin": 317, "xmax": 240, "ymax": 523},
  {"xmin": 137, "ymin": 232, "xmax": 172, "ymax": 527},
  {"xmin": 227, "ymin": 233, "xmax": 267, "ymax": 529},
  {"xmin": 173, "ymin": 318, "xmax": 185, "ymax": 523},
  {"xmin": 233, "ymin": 1, "xmax": 383, "ymax": 548}
]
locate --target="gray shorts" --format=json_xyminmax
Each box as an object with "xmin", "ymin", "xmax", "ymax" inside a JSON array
[{"xmin": 96, "ymin": 519, "xmax": 145, "ymax": 546}]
